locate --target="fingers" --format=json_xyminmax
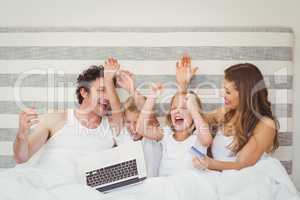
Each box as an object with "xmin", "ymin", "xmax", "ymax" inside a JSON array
[
  {"xmin": 105, "ymin": 57, "xmax": 120, "ymax": 68},
  {"xmin": 152, "ymin": 82, "xmax": 164, "ymax": 91},
  {"xmin": 192, "ymin": 156, "xmax": 208, "ymax": 170},
  {"xmin": 177, "ymin": 54, "xmax": 192, "ymax": 68},
  {"xmin": 19, "ymin": 107, "xmax": 40, "ymax": 132},
  {"xmin": 21, "ymin": 110, "xmax": 38, "ymax": 122},
  {"xmin": 29, "ymin": 119, "xmax": 40, "ymax": 127},
  {"xmin": 21, "ymin": 108, "xmax": 37, "ymax": 116},
  {"xmin": 176, "ymin": 61, "xmax": 180, "ymax": 69},
  {"xmin": 192, "ymin": 157, "xmax": 201, "ymax": 168},
  {"xmin": 150, "ymin": 82, "xmax": 164, "ymax": 97},
  {"xmin": 26, "ymin": 115, "xmax": 38, "ymax": 121}
]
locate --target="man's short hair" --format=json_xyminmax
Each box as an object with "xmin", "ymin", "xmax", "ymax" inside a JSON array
[{"xmin": 76, "ymin": 65, "xmax": 104, "ymax": 104}]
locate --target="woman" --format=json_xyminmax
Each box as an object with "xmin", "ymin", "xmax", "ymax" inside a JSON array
[{"xmin": 183, "ymin": 62, "xmax": 280, "ymax": 171}]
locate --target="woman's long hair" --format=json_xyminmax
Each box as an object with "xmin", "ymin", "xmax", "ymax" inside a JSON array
[{"xmin": 224, "ymin": 63, "xmax": 279, "ymax": 154}]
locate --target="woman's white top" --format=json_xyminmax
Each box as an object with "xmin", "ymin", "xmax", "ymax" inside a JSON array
[
  {"xmin": 212, "ymin": 131, "xmax": 269, "ymax": 162},
  {"xmin": 211, "ymin": 131, "xmax": 236, "ymax": 161},
  {"xmin": 159, "ymin": 127, "xmax": 207, "ymax": 176}
]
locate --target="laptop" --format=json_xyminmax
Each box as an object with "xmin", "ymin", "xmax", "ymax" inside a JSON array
[{"xmin": 79, "ymin": 141, "xmax": 147, "ymax": 193}]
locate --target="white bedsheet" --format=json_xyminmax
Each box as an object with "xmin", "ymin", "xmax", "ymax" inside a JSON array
[
  {"xmin": 0, "ymin": 154, "xmax": 299, "ymax": 200},
  {"xmin": 105, "ymin": 157, "xmax": 300, "ymax": 200}
]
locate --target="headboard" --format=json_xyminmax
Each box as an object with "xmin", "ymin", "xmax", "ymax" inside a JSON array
[{"xmin": 0, "ymin": 27, "xmax": 294, "ymax": 175}]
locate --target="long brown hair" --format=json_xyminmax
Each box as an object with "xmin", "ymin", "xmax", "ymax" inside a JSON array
[{"xmin": 224, "ymin": 63, "xmax": 279, "ymax": 153}]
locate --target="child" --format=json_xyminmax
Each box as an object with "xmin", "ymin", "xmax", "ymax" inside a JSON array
[
  {"xmin": 114, "ymin": 70, "xmax": 162, "ymax": 177},
  {"xmin": 136, "ymin": 56, "xmax": 213, "ymax": 176}
]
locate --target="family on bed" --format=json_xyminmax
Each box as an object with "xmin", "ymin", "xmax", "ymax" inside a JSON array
[{"xmin": 13, "ymin": 55, "xmax": 279, "ymax": 184}]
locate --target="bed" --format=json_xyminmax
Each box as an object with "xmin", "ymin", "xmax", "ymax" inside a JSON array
[{"xmin": 0, "ymin": 26, "xmax": 297, "ymax": 199}]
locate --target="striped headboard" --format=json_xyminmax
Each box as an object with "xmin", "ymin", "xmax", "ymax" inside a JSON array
[{"xmin": 0, "ymin": 27, "xmax": 294, "ymax": 174}]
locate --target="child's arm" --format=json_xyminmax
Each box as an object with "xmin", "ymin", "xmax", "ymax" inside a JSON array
[
  {"xmin": 104, "ymin": 58, "xmax": 124, "ymax": 135},
  {"xmin": 176, "ymin": 54, "xmax": 198, "ymax": 93},
  {"xmin": 136, "ymin": 83, "xmax": 164, "ymax": 141},
  {"xmin": 186, "ymin": 94, "xmax": 213, "ymax": 147}
]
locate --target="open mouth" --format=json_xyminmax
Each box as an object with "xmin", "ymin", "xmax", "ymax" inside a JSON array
[{"xmin": 174, "ymin": 116, "xmax": 185, "ymax": 125}]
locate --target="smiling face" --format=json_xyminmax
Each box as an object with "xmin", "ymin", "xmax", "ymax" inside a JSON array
[
  {"xmin": 169, "ymin": 94, "xmax": 193, "ymax": 132},
  {"xmin": 80, "ymin": 77, "xmax": 110, "ymax": 116},
  {"xmin": 223, "ymin": 79, "xmax": 239, "ymax": 110},
  {"xmin": 124, "ymin": 110, "xmax": 142, "ymax": 141}
]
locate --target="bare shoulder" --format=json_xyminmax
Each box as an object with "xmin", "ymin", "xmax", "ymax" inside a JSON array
[
  {"xmin": 39, "ymin": 111, "xmax": 67, "ymax": 134},
  {"xmin": 255, "ymin": 117, "xmax": 277, "ymax": 134},
  {"xmin": 250, "ymin": 117, "xmax": 277, "ymax": 152}
]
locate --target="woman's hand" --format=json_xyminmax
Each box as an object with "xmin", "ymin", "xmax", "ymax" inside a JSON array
[
  {"xmin": 104, "ymin": 57, "xmax": 120, "ymax": 80},
  {"xmin": 192, "ymin": 156, "xmax": 211, "ymax": 170},
  {"xmin": 176, "ymin": 54, "xmax": 198, "ymax": 92},
  {"xmin": 116, "ymin": 70, "xmax": 135, "ymax": 95}
]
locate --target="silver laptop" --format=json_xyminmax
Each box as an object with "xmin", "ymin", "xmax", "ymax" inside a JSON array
[{"xmin": 79, "ymin": 141, "xmax": 147, "ymax": 193}]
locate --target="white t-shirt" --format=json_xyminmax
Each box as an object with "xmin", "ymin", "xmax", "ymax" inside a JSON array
[
  {"xmin": 159, "ymin": 127, "xmax": 207, "ymax": 176},
  {"xmin": 115, "ymin": 128, "xmax": 162, "ymax": 177}
]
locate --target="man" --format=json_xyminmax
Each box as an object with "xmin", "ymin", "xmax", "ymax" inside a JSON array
[{"xmin": 13, "ymin": 58, "xmax": 123, "ymax": 164}]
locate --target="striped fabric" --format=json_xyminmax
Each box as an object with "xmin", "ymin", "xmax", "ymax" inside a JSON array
[{"xmin": 0, "ymin": 27, "xmax": 294, "ymax": 174}]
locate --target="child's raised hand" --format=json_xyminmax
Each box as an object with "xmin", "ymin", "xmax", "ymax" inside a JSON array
[
  {"xmin": 116, "ymin": 70, "xmax": 135, "ymax": 94},
  {"xmin": 104, "ymin": 57, "xmax": 120, "ymax": 80},
  {"xmin": 176, "ymin": 54, "xmax": 198, "ymax": 91},
  {"xmin": 149, "ymin": 83, "xmax": 164, "ymax": 98}
]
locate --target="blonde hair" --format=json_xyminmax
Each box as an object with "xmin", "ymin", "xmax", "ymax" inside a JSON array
[
  {"xmin": 124, "ymin": 96, "xmax": 159, "ymax": 127},
  {"xmin": 124, "ymin": 96, "xmax": 141, "ymax": 113},
  {"xmin": 165, "ymin": 90, "xmax": 202, "ymax": 131}
]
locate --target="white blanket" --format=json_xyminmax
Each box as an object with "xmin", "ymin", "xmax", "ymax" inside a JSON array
[
  {"xmin": 105, "ymin": 157, "xmax": 300, "ymax": 200},
  {"xmin": 0, "ymin": 154, "xmax": 299, "ymax": 200}
]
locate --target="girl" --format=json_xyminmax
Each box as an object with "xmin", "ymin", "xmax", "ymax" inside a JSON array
[
  {"xmin": 189, "ymin": 63, "xmax": 280, "ymax": 171},
  {"xmin": 136, "ymin": 56, "xmax": 213, "ymax": 176}
]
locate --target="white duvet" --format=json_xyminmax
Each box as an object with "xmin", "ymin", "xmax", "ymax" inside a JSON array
[{"xmin": 0, "ymin": 153, "xmax": 299, "ymax": 200}]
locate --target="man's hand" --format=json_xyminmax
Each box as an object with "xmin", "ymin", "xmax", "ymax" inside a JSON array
[
  {"xmin": 104, "ymin": 57, "xmax": 120, "ymax": 80},
  {"xmin": 18, "ymin": 108, "xmax": 39, "ymax": 139},
  {"xmin": 176, "ymin": 54, "xmax": 198, "ymax": 92}
]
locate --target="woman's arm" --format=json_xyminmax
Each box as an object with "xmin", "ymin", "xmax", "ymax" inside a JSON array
[
  {"xmin": 136, "ymin": 83, "xmax": 164, "ymax": 141},
  {"xmin": 193, "ymin": 117, "xmax": 276, "ymax": 171}
]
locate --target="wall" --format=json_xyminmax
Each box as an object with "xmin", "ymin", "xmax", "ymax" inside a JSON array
[{"xmin": 0, "ymin": 0, "xmax": 299, "ymax": 189}]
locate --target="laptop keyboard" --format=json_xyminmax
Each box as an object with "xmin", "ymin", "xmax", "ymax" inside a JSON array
[{"xmin": 86, "ymin": 159, "xmax": 138, "ymax": 187}]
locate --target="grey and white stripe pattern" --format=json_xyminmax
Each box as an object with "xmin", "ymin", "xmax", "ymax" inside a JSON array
[{"xmin": 0, "ymin": 27, "xmax": 294, "ymax": 175}]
